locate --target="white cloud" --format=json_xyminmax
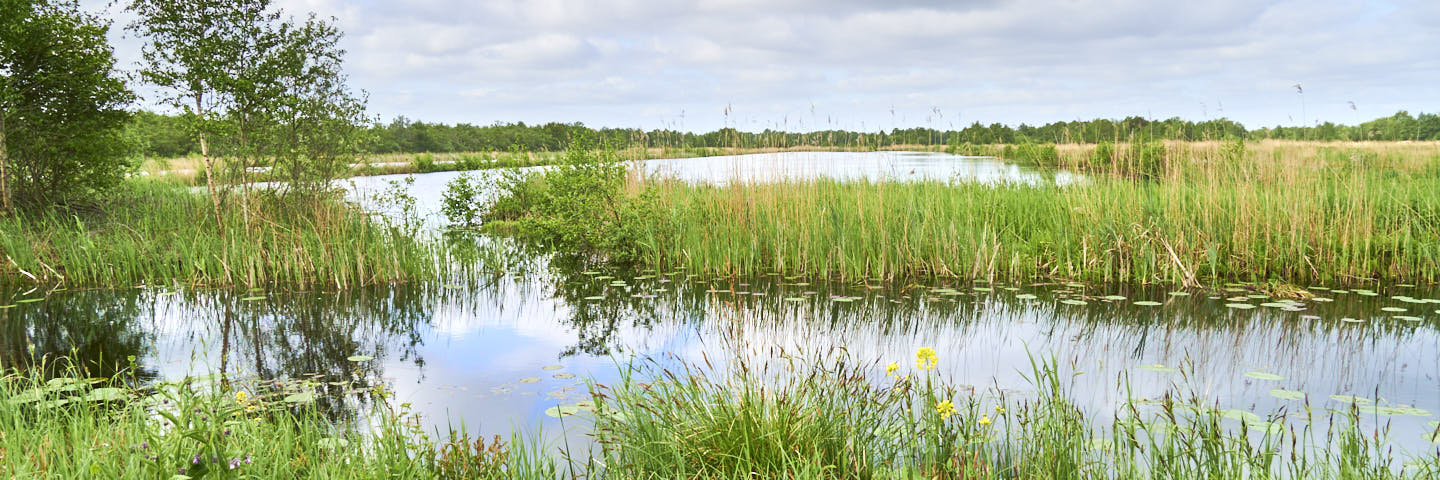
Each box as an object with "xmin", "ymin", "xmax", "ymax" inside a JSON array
[{"xmin": 91, "ymin": 0, "xmax": 1439, "ymax": 131}]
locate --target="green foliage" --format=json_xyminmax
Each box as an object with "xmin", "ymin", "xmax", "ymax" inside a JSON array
[
  {"xmin": 1001, "ymin": 142, "xmax": 1060, "ymax": 165},
  {"xmin": 415, "ymin": 153, "xmax": 437, "ymax": 172},
  {"xmin": 0, "ymin": 179, "xmax": 450, "ymax": 288},
  {"xmin": 124, "ymin": 110, "xmax": 194, "ymax": 158},
  {"xmin": 481, "ymin": 147, "xmax": 1440, "ymax": 286},
  {"xmin": 0, "ymin": 366, "xmax": 561, "ymax": 478},
  {"xmin": 592, "ymin": 351, "xmax": 1437, "ymax": 479},
  {"xmin": 0, "ymin": 0, "xmax": 136, "ymax": 209},
  {"xmin": 127, "ymin": 0, "xmax": 370, "ymax": 199},
  {"xmin": 440, "ymin": 173, "xmax": 484, "ymax": 228},
  {"xmin": 473, "ymin": 140, "xmax": 663, "ymax": 261}
]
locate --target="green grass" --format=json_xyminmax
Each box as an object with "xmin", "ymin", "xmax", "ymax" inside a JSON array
[
  {"xmin": 483, "ymin": 142, "xmax": 1440, "ymax": 287},
  {"xmin": 0, "ymin": 179, "xmax": 463, "ymax": 289},
  {"xmin": 0, "ymin": 363, "xmax": 559, "ymax": 479},
  {"xmin": 589, "ymin": 350, "xmax": 1440, "ymax": 479}
]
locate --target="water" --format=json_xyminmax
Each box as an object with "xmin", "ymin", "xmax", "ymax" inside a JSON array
[
  {"xmin": 340, "ymin": 150, "xmax": 1078, "ymax": 220},
  {"xmin": 3, "ymin": 151, "xmax": 1438, "ymax": 456}
]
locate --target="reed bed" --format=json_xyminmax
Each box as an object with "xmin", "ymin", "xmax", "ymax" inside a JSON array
[
  {"xmin": 571, "ymin": 141, "xmax": 1440, "ymax": 286},
  {"xmin": 0, "ymin": 179, "xmax": 454, "ymax": 289}
]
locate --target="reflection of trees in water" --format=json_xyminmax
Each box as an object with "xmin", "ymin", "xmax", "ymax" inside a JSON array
[
  {"xmin": 199, "ymin": 285, "xmax": 447, "ymax": 421},
  {"xmin": 0, "ymin": 286, "xmax": 156, "ymax": 382}
]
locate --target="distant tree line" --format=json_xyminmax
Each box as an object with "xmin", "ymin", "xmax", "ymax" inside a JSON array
[{"xmin": 123, "ymin": 110, "xmax": 1440, "ymax": 158}]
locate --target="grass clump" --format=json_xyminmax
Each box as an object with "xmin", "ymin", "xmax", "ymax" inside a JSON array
[
  {"xmin": 475, "ymin": 141, "xmax": 1440, "ymax": 287},
  {"xmin": 588, "ymin": 349, "xmax": 1439, "ymax": 479},
  {"xmin": 0, "ymin": 364, "xmax": 559, "ymax": 479},
  {"xmin": 0, "ymin": 179, "xmax": 448, "ymax": 289}
]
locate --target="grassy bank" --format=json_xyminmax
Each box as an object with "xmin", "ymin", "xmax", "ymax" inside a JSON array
[
  {"xmin": 589, "ymin": 350, "xmax": 1439, "ymax": 479},
  {"xmin": 0, "ymin": 179, "xmax": 450, "ymax": 289},
  {"xmin": 478, "ymin": 141, "xmax": 1440, "ymax": 287},
  {"xmin": 0, "ymin": 365, "xmax": 558, "ymax": 479},
  {"xmin": 137, "ymin": 144, "xmax": 951, "ymax": 186}
]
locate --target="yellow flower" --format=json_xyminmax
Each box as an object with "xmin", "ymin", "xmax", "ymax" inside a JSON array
[
  {"xmin": 235, "ymin": 391, "xmax": 249, "ymax": 404},
  {"xmin": 994, "ymin": 405, "xmax": 1006, "ymax": 414},
  {"xmin": 885, "ymin": 362, "xmax": 900, "ymax": 377},
  {"xmin": 936, "ymin": 400, "xmax": 955, "ymax": 419},
  {"xmin": 915, "ymin": 347, "xmax": 938, "ymax": 371},
  {"xmin": 978, "ymin": 415, "xmax": 992, "ymax": 426}
]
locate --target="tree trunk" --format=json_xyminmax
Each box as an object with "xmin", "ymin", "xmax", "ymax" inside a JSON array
[
  {"xmin": 196, "ymin": 96, "xmax": 225, "ymax": 236},
  {"xmin": 0, "ymin": 112, "xmax": 10, "ymax": 214}
]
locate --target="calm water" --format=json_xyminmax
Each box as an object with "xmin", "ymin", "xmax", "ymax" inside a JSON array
[{"xmin": 3, "ymin": 152, "xmax": 1437, "ymax": 456}]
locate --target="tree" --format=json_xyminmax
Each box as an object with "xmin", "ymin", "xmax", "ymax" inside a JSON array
[
  {"xmin": 0, "ymin": 0, "xmax": 134, "ymax": 212},
  {"xmin": 128, "ymin": 0, "xmax": 368, "ymax": 214}
]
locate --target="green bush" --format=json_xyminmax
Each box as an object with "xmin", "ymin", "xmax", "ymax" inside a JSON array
[
  {"xmin": 441, "ymin": 173, "xmax": 484, "ymax": 227},
  {"xmin": 414, "ymin": 153, "xmax": 437, "ymax": 172}
]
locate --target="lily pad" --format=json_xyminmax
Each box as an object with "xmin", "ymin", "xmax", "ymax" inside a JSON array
[
  {"xmin": 1340, "ymin": 317, "xmax": 1364, "ymax": 323},
  {"xmin": 1134, "ymin": 301, "xmax": 1162, "ymax": 306},
  {"xmin": 544, "ymin": 404, "xmax": 582, "ymax": 418},
  {"xmin": 83, "ymin": 387, "xmax": 127, "ymax": 402},
  {"xmin": 7, "ymin": 389, "xmax": 46, "ymax": 405},
  {"xmin": 1014, "ymin": 294, "xmax": 1038, "ymax": 300},
  {"xmin": 1102, "ymin": 295, "xmax": 1127, "ymax": 301},
  {"xmin": 239, "ymin": 296, "xmax": 266, "ymax": 302},
  {"xmin": 1381, "ymin": 307, "xmax": 1407, "ymax": 312},
  {"xmin": 542, "ymin": 365, "xmax": 564, "ymax": 371},
  {"xmin": 518, "ymin": 377, "xmax": 541, "ymax": 384},
  {"xmin": 1244, "ymin": 371, "xmax": 1285, "ymax": 381},
  {"xmin": 553, "ymin": 373, "xmax": 576, "ymax": 380},
  {"xmin": 1328, "ymin": 394, "xmax": 1374, "ymax": 405},
  {"xmin": 283, "ymin": 392, "xmax": 316, "ymax": 404},
  {"xmin": 1168, "ymin": 291, "xmax": 1191, "ymax": 297},
  {"xmin": 1269, "ymin": 389, "xmax": 1306, "ymax": 401},
  {"xmin": 346, "ymin": 355, "xmax": 374, "ymax": 362},
  {"xmin": 1225, "ymin": 303, "xmax": 1255, "ymax": 310},
  {"xmin": 1059, "ymin": 299, "xmax": 1088, "ymax": 306},
  {"xmin": 1221, "ymin": 409, "xmax": 1265, "ymax": 424}
]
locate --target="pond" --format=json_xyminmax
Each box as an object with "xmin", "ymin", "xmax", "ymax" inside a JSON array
[{"xmin": 3, "ymin": 151, "xmax": 1437, "ymax": 457}]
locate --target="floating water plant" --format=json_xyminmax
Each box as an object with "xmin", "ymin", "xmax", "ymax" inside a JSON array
[
  {"xmin": 1244, "ymin": 371, "xmax": 1285, "ymax": 381},
  {"xmin": 1269, "ymin": 389, "xmax": 1306, "ymax": 401}
]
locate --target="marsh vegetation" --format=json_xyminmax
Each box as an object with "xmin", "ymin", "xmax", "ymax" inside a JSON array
[{"xmin": 4, "ymin": 0, "xmax": 1440, "ymax": 478}]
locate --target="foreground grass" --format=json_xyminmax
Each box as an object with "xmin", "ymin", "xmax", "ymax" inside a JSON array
[
  {"xmin": 5, "ymin": 353, "xmax": 1436, "ymax": 479},
  {"xmin": 0, "ymin": 366, "xmax": 557, "ymax": 479},
  {"xmin": 589, "ymin": 350, "xmax": 1440, "ymax": 479},
  {"xmin": 483, "ymin": 141, "xmax": 1440, "ymax": 286},
  {"xmin": 0, "ymin": 179, "xmax": 449, "ymax": 289}
]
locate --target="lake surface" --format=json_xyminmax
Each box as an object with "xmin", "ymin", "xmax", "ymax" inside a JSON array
[{"xmin": 3, "ymin": 151, "xmax": 1437, "ymax": 457}]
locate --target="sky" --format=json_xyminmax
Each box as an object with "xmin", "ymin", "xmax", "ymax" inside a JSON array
[{"xmin": 94, "ymin": 0, "xmax": 1440, "ymax": 133}]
